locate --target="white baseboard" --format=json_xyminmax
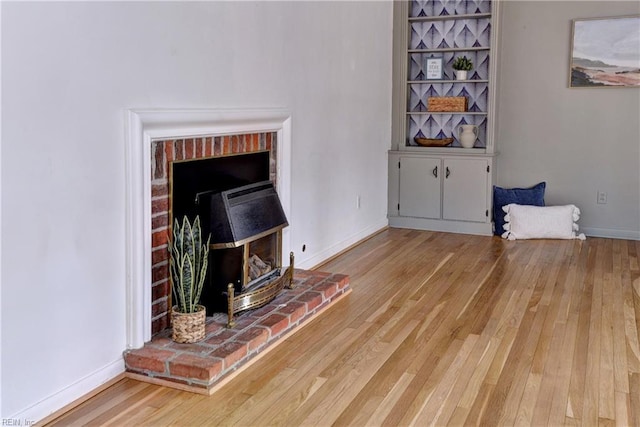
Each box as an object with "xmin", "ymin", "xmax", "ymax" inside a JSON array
[
  {"xmin": 388, "ymin": 215, "xmax": 493, "ymax": 236},
  {"xmin": 296, "ymin": 219, "xmax": 389, "ymax": 270},
  {"xmin": 582, "ymin": 227, "xmax": 640, "ymax": 241},
  {"xmin": 11, "ymin": 358, "xmax": 124, "ymax": 424}
]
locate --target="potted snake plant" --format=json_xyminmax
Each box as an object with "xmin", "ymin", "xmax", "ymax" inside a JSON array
[{"xmin": 169, "ymin": 215, "xmax": 210, "ymax": 343}]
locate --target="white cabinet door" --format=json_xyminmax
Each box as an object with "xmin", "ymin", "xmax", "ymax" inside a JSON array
[
  {"xmin": 399, "ymin": 156, "xmax": 441, "ymax": 219},
  {"xmin": 443, "ymin": 158, "xmax": 489, "ymax": 223}
]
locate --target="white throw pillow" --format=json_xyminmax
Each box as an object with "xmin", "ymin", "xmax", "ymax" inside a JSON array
[{"xmin": 501, "ymin": 204, "xmax": 586, "ymax": 240}]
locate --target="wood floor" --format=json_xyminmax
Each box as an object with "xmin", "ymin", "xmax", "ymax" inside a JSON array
[{"xmin": 46, "ymin": 229, "xmax": 640, "ymax": 426}]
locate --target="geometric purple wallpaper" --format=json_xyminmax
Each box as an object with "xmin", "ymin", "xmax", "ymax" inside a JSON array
[{"xmin": 407, "ymin": 0, "xmax": 492, "ymax": 148}]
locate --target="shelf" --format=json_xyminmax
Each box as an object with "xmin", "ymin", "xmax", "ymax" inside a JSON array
[
  {"xmin": 407, "ymin": 111, "xmax": 488, "ymax": 116},
  {"xmin": 408, "ymin": 13, "xmax": 491, "ymax": 22},
  {"xmin": 408, "ymin": 80, "xmax": 489, "ymax": 84},
  {"xmin": 394, "ymin": 146, "xmax": 493, "ymax": 156},
  {"xmin": 409, "ymin": 47, "xmax": 490, "ymax": 54}
]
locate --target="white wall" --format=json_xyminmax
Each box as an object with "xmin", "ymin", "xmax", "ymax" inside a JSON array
[
  {"xmin": 0, "ymin": 1, "xmax": 392, "ymax": 420},
  {"xmin": 497, "ymin": 1, "xmax": 640, "ymax": 239}
]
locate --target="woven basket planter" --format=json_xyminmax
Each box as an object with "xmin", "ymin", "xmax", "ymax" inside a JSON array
[{"xmin": 171, "ymin": 305, "xmax": 206, "ymax": 343}]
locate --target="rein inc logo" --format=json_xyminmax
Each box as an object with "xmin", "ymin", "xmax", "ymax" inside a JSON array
[{"xmin": 2, "ymin": 420, "xmax": 34, "ymax": 426}]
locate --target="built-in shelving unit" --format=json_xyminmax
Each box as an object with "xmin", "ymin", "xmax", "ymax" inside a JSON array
[
  {"xmin": 404, "ymin": 0, "xmax": 496, "ymax": 151},
  {"xmin": 388, "ymin": 0, "xmax": 500, "ymax": 236}
]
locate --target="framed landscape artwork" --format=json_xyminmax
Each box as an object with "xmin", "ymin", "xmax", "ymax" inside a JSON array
[{"xmin": 570, "ymin": 15, "xmax": 640, "ymax": 88}]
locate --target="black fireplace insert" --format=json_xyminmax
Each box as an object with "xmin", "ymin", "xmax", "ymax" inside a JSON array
[{"xmin": 171, "ymin": 152, "xmax": 289, "ymax": 315}]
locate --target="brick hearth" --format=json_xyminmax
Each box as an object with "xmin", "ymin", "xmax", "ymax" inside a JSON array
[{"xmin": 124, "ymin": 269, "xmax": 350, "ymax": 393}]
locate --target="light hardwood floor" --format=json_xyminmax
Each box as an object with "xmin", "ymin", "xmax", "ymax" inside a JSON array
[{"xmin": 46, "ymin": 229, "xmax": 640, "ymax": 426}]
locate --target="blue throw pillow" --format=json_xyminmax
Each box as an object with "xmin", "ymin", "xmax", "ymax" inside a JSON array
[{"xmin": 493, "ymin": 182, "xmax": 546, "ymax": 236}]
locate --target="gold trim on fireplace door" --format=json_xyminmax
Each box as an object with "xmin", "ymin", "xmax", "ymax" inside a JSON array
[
  {"xmin": 227, "ymin": 251, "xmax": 294, "ymax": 328},
  {"xmin": 209, "ymin": 224, "xmax": 287, "ymax": 250}
]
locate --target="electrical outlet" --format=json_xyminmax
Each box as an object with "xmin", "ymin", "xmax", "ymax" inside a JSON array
[{"xmin": 597, "ymin": 191, "xmax": 607, "ymax": 204}]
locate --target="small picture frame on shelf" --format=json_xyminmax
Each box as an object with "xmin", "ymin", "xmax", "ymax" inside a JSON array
[{"xmin": 424, "ymin": 57, "xmax": 443, "ymax": 80}]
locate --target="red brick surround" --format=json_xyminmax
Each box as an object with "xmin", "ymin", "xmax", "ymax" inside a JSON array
[
  {"xmin": 150, "ymin": 133, "xmax": 277, "ymax": 335},
  {"xmin": 124, "ymin": 269, "xmax": 351, "ymax": 392}
]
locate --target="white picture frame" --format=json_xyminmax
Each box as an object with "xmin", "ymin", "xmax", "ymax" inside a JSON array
[{"xmin": 425, "ymin": 57, "xmax": 443, "ymax": 80}]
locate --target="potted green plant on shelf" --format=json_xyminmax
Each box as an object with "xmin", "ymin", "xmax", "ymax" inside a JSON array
[
  {"xmin": 169, "ymin": 215, "xmax": 211, "ymax": 343},
  {"xmin": 452, "ymin": 56, "xmax": 473, "ymax": 80}
]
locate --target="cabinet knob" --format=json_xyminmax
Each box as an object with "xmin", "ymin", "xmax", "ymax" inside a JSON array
[
  {"xmin": 446, "ymin": 166, "xmax": 450, "ymax": 179},
  {"xmin": 432, "ymin": 166, "xmax": 438, "ymax": 178}
]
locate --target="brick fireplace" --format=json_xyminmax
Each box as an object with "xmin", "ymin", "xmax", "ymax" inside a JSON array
[
  {"xmin": 125, "ymin": 109, "xmax": 292, "ymax": 349},
  {"xmin": 149, "ymin": 133, "xmax": 278, "ymax": 335}
]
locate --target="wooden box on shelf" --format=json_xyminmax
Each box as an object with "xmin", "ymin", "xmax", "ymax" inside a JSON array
[{"xmin": 427, "ymin": 96, "xmax": 467, "ymax": 112}]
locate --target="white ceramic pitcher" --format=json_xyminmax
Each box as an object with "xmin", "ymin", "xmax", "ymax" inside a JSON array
[{"xmin": 457, "ymin": 124, "xmax": 478, "ymax": 148}]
